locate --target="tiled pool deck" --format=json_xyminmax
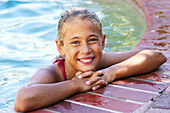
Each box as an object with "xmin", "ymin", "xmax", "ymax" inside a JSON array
[{"xmin": 1, "ymin": 0, "xmax": 170, "ymax": 113}]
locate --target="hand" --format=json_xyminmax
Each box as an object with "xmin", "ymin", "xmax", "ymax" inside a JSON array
[
  {"xmin": 75, "ymin": 70, "xmax": 113, "ymax": 90},
  {"xmin": 71, "ymin": 76, "xmax": 97, "ymax": 92}
]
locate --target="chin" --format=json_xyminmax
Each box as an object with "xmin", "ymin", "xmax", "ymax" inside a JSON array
[{"xmin": 79, "ymin": 67, "xmax": 95, "ymax": 72}]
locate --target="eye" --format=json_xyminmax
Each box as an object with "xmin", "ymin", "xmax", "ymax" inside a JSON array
[
  {"xmin": 90, "ymin": 39, "xmax": 97, "ymax": 41},
  {"xmin": 89, "ymin": 38, "xmax": 98, "ymax": 43},
  {"xmin": 71, "ymin": 41, "xmax": 80, "ymax": 45}
]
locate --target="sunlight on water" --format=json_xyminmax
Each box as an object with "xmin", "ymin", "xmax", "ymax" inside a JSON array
[{"xmin": 0, "ymin": 0, "xmax": 145, "ymax": 110}]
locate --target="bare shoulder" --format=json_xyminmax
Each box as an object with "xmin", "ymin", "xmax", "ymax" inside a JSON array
[{"xmin": 28, "ymin": 64, "xmax": 63, "ymax": 85}]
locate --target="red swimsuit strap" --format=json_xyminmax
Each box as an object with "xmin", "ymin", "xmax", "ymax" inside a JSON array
[{"xmin": 53, "ymin": 56, "xmax": 67, "ymax": 81}]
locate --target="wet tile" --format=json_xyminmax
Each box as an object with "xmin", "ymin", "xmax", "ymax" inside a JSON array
[
  {"xmin": 68, "ymin": 93, "xmax": 141, "ymax": 113},
  {"xmin": 155, "ymin": 67, "xmax": 170, "ymax": 76},
  {"xmin": 146, "ymin": 108, "xmax": 170, "ymax": 113},
  {"xmin": 161, "ymin": 51, "xmax": 170, "ymax": 57},
  {"xmin": 165, "ymin": 56, "xmax": 170, "ymax": 64},
  {"xmin": 90, "ymin": 85, "xmax": 158, "ymax": 103},
  {"xmin": 141, "ymin": 34, "xmax": 170, "ymax": 42},
  {"xmin": 28, "ymin": 109, "xmax": 52, "ymax": 113},
  {"xmin": 162, "ymin": 64, "xmax": 170, "ymax": 71},
  {"xmin": 152, "ymin": 94, "xmax": 170, "ymax": 109},
  {"xmin": 164, "ymin": 86, "xmax": 170, "ymax": 94},
  {"xmin": 134, "ymin": 44, "xmax": 169, "ymax": 51},
  {"xmin": 46, "ymin": 101, "xmax": 111, "ymax": 113},
  {"xmin": 135, "ymin": 39, "xmax": 170, "ymax": 48},
  {"xmin": 112, "ymin": 78, "xmax": 167, "ymax": 92},
  {"xmin": 133, "ymin": 72, "xmax": 170, "ymax": 83}
]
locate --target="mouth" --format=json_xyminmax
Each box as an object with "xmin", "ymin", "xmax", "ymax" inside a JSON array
[{"xmin": 78, "ymin": 57, "xmax": 95, "ymax": 64}]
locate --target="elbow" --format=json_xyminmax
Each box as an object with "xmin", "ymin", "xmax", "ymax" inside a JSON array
[
  {"xmin": 155, "ymin": 51, "xmax": 167, "ymax": 65},
  {"xmin": 14, "ymin": 87, "xmax": 37, "ymax": 112},
  {"xmin": 14, "ymin": 100, "xmax": 30, "ymax": 112},
  {"xmin": 141, "ymin": 50, "xmax": 167, "ymax": 64}
]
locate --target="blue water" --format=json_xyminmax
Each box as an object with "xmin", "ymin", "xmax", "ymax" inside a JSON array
[{"xmin": 0, "ymin": 0, "xmax": 145, "ymax": 110}]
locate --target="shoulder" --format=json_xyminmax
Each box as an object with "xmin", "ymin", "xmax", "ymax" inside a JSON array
[{"xmin": 28, "ymin": 64, "xmax": 63, "ymax": 85}]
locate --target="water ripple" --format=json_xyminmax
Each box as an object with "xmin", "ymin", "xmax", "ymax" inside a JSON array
[{"xmin": 0, "ymin": 0, "xmax": 146, "ymax": 110}]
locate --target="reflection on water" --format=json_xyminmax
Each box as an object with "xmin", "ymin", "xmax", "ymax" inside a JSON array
[{"xmin": 0, "ymin": 0, "xmax": 145, "ymax": 110}]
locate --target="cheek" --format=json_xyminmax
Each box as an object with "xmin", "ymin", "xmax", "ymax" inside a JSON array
[{"xmin": 65, "ymin": 46, "xmax": 78, "ymax": 58}]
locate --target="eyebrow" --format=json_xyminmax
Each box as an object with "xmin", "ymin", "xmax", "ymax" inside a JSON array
[
  {"xmin": 69, "ymin": 37, "xmax": 79, "ymax": 40},
  {"xmin": 69, "ymin": 34, "xmax": 99, "ymax": 40},
  {"xmin": 88, "ymin": 34, "xmax": 98, "ymax": 38}
]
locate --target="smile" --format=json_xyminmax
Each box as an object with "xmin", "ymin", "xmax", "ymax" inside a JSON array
[{"xmin": 78, "ymin": 57, "xmax": 95, "ymax": 64}]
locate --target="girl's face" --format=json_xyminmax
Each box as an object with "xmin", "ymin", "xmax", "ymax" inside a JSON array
[{"xmin": 58, "ymin": 19, "xmax": 105, "ymax": 72}]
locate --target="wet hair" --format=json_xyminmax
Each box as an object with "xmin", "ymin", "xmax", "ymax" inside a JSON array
[{"xmin": 57, "ymin": 7, "xmax": 102, "ymax": 45}]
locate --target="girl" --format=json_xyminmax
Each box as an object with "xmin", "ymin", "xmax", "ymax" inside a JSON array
[{"xmin": 14, "ymin": 7, "xmax": 167, "ymax": 112}]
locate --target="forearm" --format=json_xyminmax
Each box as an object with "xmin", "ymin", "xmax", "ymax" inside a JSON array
[
  {"xmin": 107, "ymin": 50, "xmax": 167, "ymax": 80},
  {"xmin": 14, "ymin": 80, "xmax": 78, "ymax": 112}
]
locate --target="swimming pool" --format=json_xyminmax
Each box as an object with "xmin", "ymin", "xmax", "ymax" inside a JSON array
[{"xmin": 0, "ymin": 0, "xmax": 146, "ymax": 110}]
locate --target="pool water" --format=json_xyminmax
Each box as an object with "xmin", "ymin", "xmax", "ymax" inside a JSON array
[{"xmin": 0, "ymin": 0, "xmax": 146, "ymax": 110}]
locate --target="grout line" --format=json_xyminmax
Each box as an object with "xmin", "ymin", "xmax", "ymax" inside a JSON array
[
  {"xmin": 130, "ymin": 77, "xmax": 169, "ymax": 85},
  {"xmin": 87, "ymin": 92, "xmax": 145, "ymax": 105},
  {"xmin": 108, "ymin": 84, "xmax": 159, "ymax": 95},
  {"xmin": 44, "ymin": 108, "xmax": 61, "ymax": 113},
  {"xmin": 65, "ymin": 99, "xmax": 122, "ymax": 113}
]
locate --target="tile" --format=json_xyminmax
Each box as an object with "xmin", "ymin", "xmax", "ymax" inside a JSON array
[
  {"xmin": 164, "ymin": 86, "xmax": 170, "ymax": 94},
  {"xmin": 155, "ymin": 67, "xmax": 170, "ymax": 76},
  {"xmin": 134, "ymin": 39, "xmax": 170, "ymax": 48},
  {"xmin": 133, "ymin": 72, "xmax": 170, "ymax": 83},
  {"xmin": 146, "ymin": 108, "xmax": 170, "ymax": 113},
  {"xmin": 46, "ymin": 101, "xmax": 111, "ymax": 113},
  {"xmin": 68, "ymin": 93, "xmax": 141, "ymax": 113},
  {"xmin": 165, "ymin": 56, "xmax": 170, "ymax": 64},
  {"xmin": 141, "ymin": 34, "xmax": 170, "ymax": 42},
  {"xmin": 152, "ymin": 94, "xmax": 170, "ymax": 109},
  {"xmin": 134, "ymin": 44, "xmax": 169, "ymax": 51},
  {"xmin": 28, "ymin": 109, "xmax": 52, "ymax": 113},
  {"xmin": 112, "ymin": 78, "xmax": 167, "ymax": 92},
  {"xmin": 161, "ymin": 51, "xmax": 170, "ymax": 57},
  {"xmin": 90, "ymin": 85, "xmax": 158, "ymax": 103}
]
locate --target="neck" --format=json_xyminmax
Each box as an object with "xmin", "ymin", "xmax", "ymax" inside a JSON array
[{"xmin": 64, "ymin": 59, "xmax": 78, "ymax": 80}]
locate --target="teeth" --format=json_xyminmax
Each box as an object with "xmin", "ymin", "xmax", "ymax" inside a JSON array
[{"xmin": 80, "ymin": 59, "xmax": 92, "ymax": 63}]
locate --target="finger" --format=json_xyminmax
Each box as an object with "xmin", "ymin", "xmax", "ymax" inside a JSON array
[
  {"xmin": 92, "ymin": 80, "xmax": 108, "ymax": 90},
  {"xmin": 93, "ymin": 79, "xmax": 108, "ymax": 86},
  {"xmin": 78, "ymin": 71, "xmax": 94, "ymax": 79},
  {"xmin": 92, "ymin": 85, "xmax": 101, "ymax": 91},
  {"xmin": 90, "ymin": 70, "xmax": 103, "ymax": 79},
  {"xmin": 75, "ymin": 71, "xmax": 83, "ymax": 77},
  {"xmin": 86, "ymin": 77, "xmax": 101, "ymax": 85}
]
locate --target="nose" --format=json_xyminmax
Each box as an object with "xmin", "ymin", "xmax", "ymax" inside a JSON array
[{"xmin": 80, "ymin": 42, "xmax": 91, "ymax": 54}]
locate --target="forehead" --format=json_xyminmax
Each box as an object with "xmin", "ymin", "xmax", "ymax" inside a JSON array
[{"xmin": 63, "ymin": 18, "xmax": 102, "ymax": 39}]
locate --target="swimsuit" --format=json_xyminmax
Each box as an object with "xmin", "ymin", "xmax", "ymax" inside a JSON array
[{"xmin": 53, "ymin": 56, "xmax": 67, "ymax": 81}]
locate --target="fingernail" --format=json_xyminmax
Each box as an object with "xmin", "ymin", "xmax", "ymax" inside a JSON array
[
  {"xmin": 92, "ymin": 87, "xmax": 96, "ymax": 90},
  {"xmin": 86, "ymin": 81, "xmax": 90, "ymax": 85},
  {"xmin": 78, "ymin": 75, "xmax": 82, "ymax": 79}
]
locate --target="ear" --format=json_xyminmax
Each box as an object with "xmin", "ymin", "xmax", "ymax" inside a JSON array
[
  {"xmin": 102, "ymin": 34, "xmax": 106, "ymax": 50},
  {"xmin": 55, "ymin": 39, "xmax": 65, "ymax": 56}
]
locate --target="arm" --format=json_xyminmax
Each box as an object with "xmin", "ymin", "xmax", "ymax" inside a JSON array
[
  {"xmin": 77, "ymin": 50, "xmax": 167, "ymax": 90},
  {"xmin": 14, "ymin": 67, "xmax": 97, "ymax": 112},
  {"xmin": 97, "ymin": 49, "xmax": 143, "ymax": 69},
  {"xmin": 106, "ymin": 50, "xmax": 167, "ymax": 81}
]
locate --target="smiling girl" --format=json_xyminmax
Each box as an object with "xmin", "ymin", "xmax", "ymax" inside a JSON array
[{"xmin": 14, "ymin": 7, "xmax": 167, "ymax": 112}]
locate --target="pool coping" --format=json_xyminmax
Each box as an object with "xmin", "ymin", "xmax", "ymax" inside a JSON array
[{"xmin": 1, "ymin": 0, "xmax": 169, "ymax": 113}]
